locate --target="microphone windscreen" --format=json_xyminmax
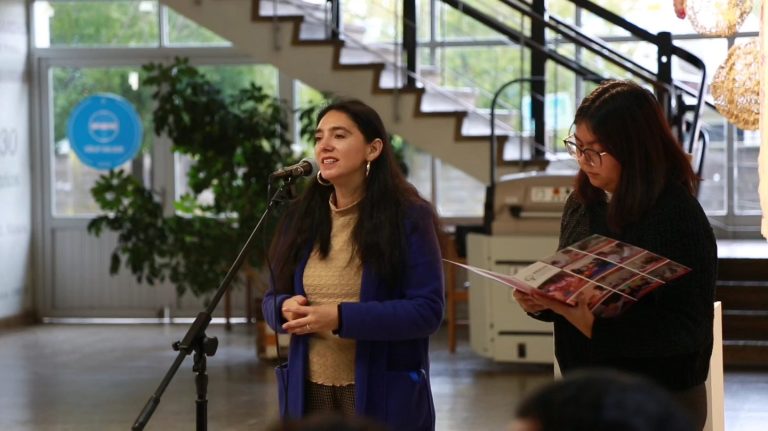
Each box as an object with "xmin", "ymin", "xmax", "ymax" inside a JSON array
[{"xmin": 302, "ymin": 158, "xmax": 319, "ymax": 176}]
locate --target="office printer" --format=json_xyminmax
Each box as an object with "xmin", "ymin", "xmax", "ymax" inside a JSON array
[
  {"xmin": 468, "ymin": 171, "xmax": 575, "ymax": 363},
  {"xmin": 490, "ymin": 171, "xmax": 575, "ymax": 235}
]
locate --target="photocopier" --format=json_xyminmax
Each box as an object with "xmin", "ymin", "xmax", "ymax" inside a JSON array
[{"xmin": 467, "ymin": 171, "xmax": 574, "ymax": 363}]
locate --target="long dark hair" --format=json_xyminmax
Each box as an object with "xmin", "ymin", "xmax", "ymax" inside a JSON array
[
  {"xmin": 269, "ymin": 99, "xmax": 442, "ymax": 294},
  {"xmin": 573, "ymin": 80, "xmax": 698, "ymax": 231}
]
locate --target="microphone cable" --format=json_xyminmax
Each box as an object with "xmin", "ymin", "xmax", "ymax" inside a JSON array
[{"xmin": 264, "ymin": 180, "xmax": 289, "ymax": 421}]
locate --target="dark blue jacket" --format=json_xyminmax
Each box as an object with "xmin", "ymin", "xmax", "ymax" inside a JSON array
[{"xmin": 263, "ymin": 203, "xmax": 444, "ymax": 431}]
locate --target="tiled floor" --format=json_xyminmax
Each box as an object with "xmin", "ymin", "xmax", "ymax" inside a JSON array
[{"xmin": 0, "ymin": 323, "xmax": 765, "ymax": 430}]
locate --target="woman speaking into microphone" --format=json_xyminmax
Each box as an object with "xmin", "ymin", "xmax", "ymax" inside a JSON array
[{"xmin": 263, "ymin": 99, "xmax": 445, "ymax": 431}]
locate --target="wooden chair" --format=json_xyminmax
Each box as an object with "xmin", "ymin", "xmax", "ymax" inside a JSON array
[{"xmin": 223, "ymin": 263, "xmax": 257, "ymax": 330}]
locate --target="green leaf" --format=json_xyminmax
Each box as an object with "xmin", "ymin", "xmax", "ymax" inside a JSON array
[{"xmin": 87, "ymin": 57, "xmax": 325, "ymax": 299}]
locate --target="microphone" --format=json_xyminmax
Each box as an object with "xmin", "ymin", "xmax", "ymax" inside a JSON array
[{"xmin": 269, "ymin": 158, "xmax": 318, "ymax": 180}]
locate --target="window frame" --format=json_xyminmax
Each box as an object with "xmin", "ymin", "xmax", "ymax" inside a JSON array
[{"xmin": 29, "ymin": 0, "xmax": 764, "ymax": 236}]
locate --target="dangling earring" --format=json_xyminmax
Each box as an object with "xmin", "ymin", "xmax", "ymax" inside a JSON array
[
  {"xmin": 365, "ymin": 161, "xmax": 371, "ymax": 177},
  {"xmin": 317, "ymin": 171, "xmax": 331, "ymax": 186}
]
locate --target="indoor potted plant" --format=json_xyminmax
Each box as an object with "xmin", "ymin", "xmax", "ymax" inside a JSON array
[{"xmin": 88, "ymin": 57, "xmax": 299, "ymax": 355}]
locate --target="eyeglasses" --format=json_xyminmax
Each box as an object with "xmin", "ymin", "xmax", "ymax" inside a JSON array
[{"xmin": 563, "ymin": 135, "xmax": 608, "ymax": 168}]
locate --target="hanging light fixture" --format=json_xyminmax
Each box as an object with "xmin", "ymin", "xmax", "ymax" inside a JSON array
[
  {"xmin": 710, "ymin": 38, "xmax": 761, "ymax": 130},
  {"xmin": 687, "ymin": 0, "xmax": 753, "ymax": 36},
  {"xmin": 674, "ymin": 0, "xmax": 687, "ymax": 19}
]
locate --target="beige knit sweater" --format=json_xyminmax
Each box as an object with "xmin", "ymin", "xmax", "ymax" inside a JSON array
[{"xmin": 303, "ymin": 198, "xmax": 362, "ymax": 386}]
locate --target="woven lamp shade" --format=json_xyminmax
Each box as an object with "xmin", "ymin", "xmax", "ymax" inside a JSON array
[
  {"xmin": 710, "ymin": 39, "xmax": 761, "ymax": 130},
  {"xmin": 687, "ymin": 0, "xmax": 753, "ymax": 36}
]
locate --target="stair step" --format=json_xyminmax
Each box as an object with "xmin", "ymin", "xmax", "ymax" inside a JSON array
[
  {"xmin": 716, "ymin": 283, "xmax": 768, "ymax": 310},
  {"xmin": 339, "ymin": 45, "xmax": 396, "ymax": 65},
  {"xmin": 377, "ymin": 65, "xmax": 408, "ymax": 89},
  {"xmin": 723, "ymin": 341, "xmax": 768, "ymax": 368},
  {"xmin": 259, "ymin": 0, "xmax": 368, "ymax": 41},
  {"xmin": 420, "ymin": 90, "xmax": 473, "ymax": 113},
  {"xmin": 298, "ymin": 21, "xmax": 330, "ymax": 40},
  {"xmin": 716, "ymin": 249, "xmax": 768, "ymax": 368},
  {"xmin": 722, "ymin": 311, "xmax": 768, "ymax": 341},
  {"xmin": 258, "ymin": 0, "xmax": 324, "ymax": 18},
  {"xmin": 461, "ymin": 111, "xmax": 517, "ymax": 138},
  {"xmin": 719, "ymin": 258, "xmax": 768, "ymax": 281}
]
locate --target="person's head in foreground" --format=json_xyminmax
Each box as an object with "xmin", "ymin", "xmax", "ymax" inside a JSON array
[{"xmin": 509, "ymin": 369, "xmax": 697, "ymax": 431}]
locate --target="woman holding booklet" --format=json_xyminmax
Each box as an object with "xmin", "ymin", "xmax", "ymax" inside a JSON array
[{"xmin": 513, "ymin": 80, "xmax": 717, "ymax": 430}]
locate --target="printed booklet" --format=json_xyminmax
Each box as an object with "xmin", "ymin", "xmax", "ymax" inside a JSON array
[{"xmin": 447, "ymin": 234, "xmax": 690, "ymax": 318}]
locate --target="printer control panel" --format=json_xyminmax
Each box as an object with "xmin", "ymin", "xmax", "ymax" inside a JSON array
[{"xmin": 530, "ymin": 185, "xmax": 572, "ymax": 204}]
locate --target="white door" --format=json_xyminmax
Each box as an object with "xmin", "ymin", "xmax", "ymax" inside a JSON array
[{"xmin": 35, "ymin": 58, "xmax": 272, "ymax": 318}]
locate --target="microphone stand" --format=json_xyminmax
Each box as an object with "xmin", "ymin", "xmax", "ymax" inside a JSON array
[{"xmin": 132, "ymin": 178, "xmax": 296, "ymax": 431}]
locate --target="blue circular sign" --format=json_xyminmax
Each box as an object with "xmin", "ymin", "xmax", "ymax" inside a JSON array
[{"xmin": 67, "ymin": 93, "xmax": 143, "ymax": 170}]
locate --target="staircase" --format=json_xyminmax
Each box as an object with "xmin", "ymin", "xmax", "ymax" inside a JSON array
[
  {"xmin": 161, "ymin": 0, "xmax": 711, "ymax": 186},
  {"xmin": 716, "ymin": 241, "xmax": 768, "ymax": 368},
  {"xmin": 161, "ymin": 0, "xmax": 539, "ymax": 184}
]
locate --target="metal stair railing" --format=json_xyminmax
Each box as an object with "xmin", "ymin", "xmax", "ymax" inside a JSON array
[
  {"xmin": 440, "ymin": 0, "xmax": 605, "ymax": 82},
  {"xmin": 565, "ymin": 0, "xmax": 709, "ymax": 155},
  {"xmin": 257, "ymin": 0, "xmax": 711, "ymax": 176},
  {"xmin": 262, "ymin": 0, "xmax": 525, "ymax": 139},
  {"xmin": 436, "ymin": 0, "xmax": 710, "ymax": 181}
]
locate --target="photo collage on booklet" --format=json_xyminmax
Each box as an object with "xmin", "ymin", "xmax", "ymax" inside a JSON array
[{"xmin": 536, "ymin": 234, "xmax": 690, "ymax": 317}]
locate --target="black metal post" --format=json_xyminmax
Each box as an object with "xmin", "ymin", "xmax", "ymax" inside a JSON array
[
  {"xmin": 403, "ymin": 0, "xmax": 417, "ymax": 88},
  {"xmin": 191, "ymin": 334, "xmax": 217, "ymax": 431},
  {"xmin": 531, "ymin": 0, "xmax": 547, "ymax": 159},
  {"xmin": 656, "ymin": 31, "xmax": 674, "ymax": 123},
  {"xmin": 485, "ymin": 76, "xmax": 546, "ymax": 233},
  {"xmin": 327, "ymin": 0, "xmax": 341, "ymax": 40},
  {"xmin": 489, "ymin": 76, "xmax": 547, "ymax": 183}
]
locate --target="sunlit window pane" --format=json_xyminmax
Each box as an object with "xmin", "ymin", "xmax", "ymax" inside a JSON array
[
  {"xmin": 735, "ymin": 129, "xmax": 760, "ymax": 214},
  {"xmin": 38, "ymin": 0, "xmax": 159, "ymax": 47},
  {"xmin": 404, "ymin": 146, "xmax": 433, "ymax": 203},
  {"xmin": 436, "ymin": 159, "xmax": 485, "ymax": 218},
  {"xmin": 165, "ymin": 7, "xmax": 230, "ymax": 46},
  {"xmin": 697, "ymin": 111, "xmax": 727, "ymax": 214}
]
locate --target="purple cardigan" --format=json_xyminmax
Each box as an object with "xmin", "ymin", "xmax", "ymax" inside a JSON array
[{"xmin": 262, "ymin": 203, "xmax": 444, "ymax": 431}]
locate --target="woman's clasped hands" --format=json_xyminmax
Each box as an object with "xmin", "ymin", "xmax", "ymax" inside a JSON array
[{"xmin": 281, "ymin": 295, "xmax": 340, "ymax": 335}]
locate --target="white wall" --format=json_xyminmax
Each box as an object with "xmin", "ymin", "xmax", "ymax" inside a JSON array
[
  {"xmin": 760, "ymin": 1, "xmax": 767, "ymax": 240},
  {"xmin": 0, "ymin": 0, "xmax": 31, "ymax": 319}
]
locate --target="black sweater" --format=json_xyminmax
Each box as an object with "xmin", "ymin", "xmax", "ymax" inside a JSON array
[{"xmin": 539, "ymin": 182, "xmax": 717, "ymax": 391}]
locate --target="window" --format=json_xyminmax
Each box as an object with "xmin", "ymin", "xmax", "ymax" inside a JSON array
[
  {"xmin": 34, "ymin": 0, "xmax": 231, "ymax": 48},
  {"xmin": 33, "ymin": 0, "xmax": 764, "ymax": 234},
  {"xmin": 735, "ymin": 129, "xmax": 761, "ymax": 214},
  {"xmin": 165, "ymin": 8, "xmax": 229, "ymax": 46},
  {"xmin": 50, "ymin": 66, "xmax": 154, "ymax": 216},
  {"xmin": 35, "ymin": 0, "xmax": 160, "ymax": 48}
]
